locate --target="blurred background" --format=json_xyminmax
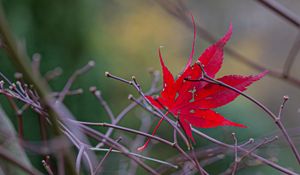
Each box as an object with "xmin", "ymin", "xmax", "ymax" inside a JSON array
[{"xmin": 1, "ymin": 0, "xmax": 300, "ymax": 174}]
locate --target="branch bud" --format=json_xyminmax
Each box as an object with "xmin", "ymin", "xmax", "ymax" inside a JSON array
[
  {"xmin": 128, "ymin": 94, "xmax": 133, "ymax": 100},
  {"xmin": 105, "ymin": 72, "xmax": 110, "ymax": 77}
]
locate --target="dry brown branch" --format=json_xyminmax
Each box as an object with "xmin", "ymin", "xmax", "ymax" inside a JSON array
[{"xmin": 155, "ymin": 0, "xmax": 300, "ymax": 88}]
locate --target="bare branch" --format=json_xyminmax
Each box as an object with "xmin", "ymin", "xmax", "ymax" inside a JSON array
[
  {"xmin": 155, "ymin": 0, "xmax": 300, "ymax": 88},
  {"xmin": 31, "ymin": 53, "xmax": 41, "ymax": 75},
  {"xmin": 93, "ymin": 137, "xmax": 122, "ymax": 175},
  {"xmin": 57, "ymin": 61, "xmax": 95, "ymax": 102},
  {"xmin": 256, "ymin": 0, "xmax": 300, "ymax": 27},
  {"xmin": 231, "ymin": 133, "xmax": 238, "ymax": 175},
  {"xmin": 42, "ymin": 159, "xmax": 54, "ymax": 175},
  {"xmin": 192, "ymin": 128, "xmax": 297, "ymax": 175},
  {"xmin": 90, "ymin": 86, "xmax": 115, "ymax": 121},
  {"xmin": 79, "ymin": 124, "xmax": 160, "ymax": 175},
  {"xmin": 192, "ymin": 61, "xmax": 300, "ymax": 165},
  {"xmin": 75, "ymin": 145, "xmax": 85, "ymax": 174},
  {"xmin": 95, "ymin": 71, "xmax": 160, "ymax": 148},
  {"xmin": 44, "ymin": 67, "xmax": 63, "ymax": 81},
  {"xmin": 282, "ymin": 32, "xmax": 300, "ymax": 77},
  {"xmin": 0, "ymin": 146, "xmax": 42, "ymax": 175},
  {"xmin": 277, "ymin": 95, "xmax": 289, "ymax": 120},
  {"xmin": 70, "ymin": 120, "xmax": 174, "ymax": 147},
  {"xmin": 90, "ymin": 147, "xmax": 178, "ymax": 169}
]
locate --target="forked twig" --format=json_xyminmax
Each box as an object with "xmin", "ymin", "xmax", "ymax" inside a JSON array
[
  {"xmin": 105, "ymin": 73, "xmax": 210, "ymax": 174},
  {"xmin": 93, "ymin": 137, "xmax": 122, "ymax": 175},
  {"xmin": 57, "ymin": 61, "xmax": 95, "ymax": 102},
  {"xmin": 192, "ymin": 61, "xmax": 300, "ymax": 165},
  {"xmin": 75, "ymin": 145, "xmax": 86, "ymax": 174},
  {"xmin": 107, "ymin": 71, "xmax": 298, "ymax": 174},
  {"xmin": 90, "ymin": 147, "xmax": 178, "ymax": 169},
  {"xmin": 105, "ymin": 72, "xmax": 190, "ymax": 148},
  {"xmin": 221, "ymin": 136, "xmax": 278, "ymax": 175},
  {"xmin": 95, "ymin": 70, "xmax": 160, "ymax": 148},
  {"xmin": 89, "ymin": 86, "xmax": 115, "ymax": 121},
  {"xmin": 78, "ymin": 124, "xmax": 160, "ymax": 175}
]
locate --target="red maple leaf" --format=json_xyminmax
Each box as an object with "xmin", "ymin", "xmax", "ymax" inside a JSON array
[{"xmin": 138, "ymin": 17, "xmax": 266, "ymax": 151}]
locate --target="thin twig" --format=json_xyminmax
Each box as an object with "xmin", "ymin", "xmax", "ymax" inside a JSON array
[
  {"xmin": 52, "ymin": 88, "xmax": 83, "ymax": 98},
  {"xmin": 105, "ymin": 72, "xmax": 132, "ymax": 85},
  {"xmin": 57, "ymin": 61, "xmax": 95, "ymax": 102},
  {"xmin": 21, "ymin": 136, "xmax": 70, "ymax": 155},
  {"xmin": 90, "ymin": 86, "xmax": 115, "ymax": 121},
  {"xmin": 44, "ymin": 67, "xmax": 63, "ymax": 81},
  {"xmin": 0, "ymin": 5, "xmax": 78, "ymax": 173},
  {"xmin": 75, "ymin": 145, "xmax": 85, "ymax": 174},
  {"xmin": 93, "ymin": 137, "xmax": 122, "ymax": 175},
  {"xmin": 191, "ymin": 128, "xmax": 298, "ymax": 175},
  {"xmin": 128, "ymin": 77, "xmax": 190, "ymax": 148},
  {"xmin": 194, "ymin": 61, "xmax": 300, "ymax": 165},
  {"xmin": 156, "ymin": 146, "xmax": 226, "ymax": 174},
  {"xmin": 105, "ymin": 72, "xmax": 207, "ymax": 174},
  {"xmin": 5, "ymin": 97, "xmax": 24, "ymax": 139},
  {"xmin": 128, "ymin": 114, "xmax": 152, "ymax": 175},
  {"xmin": 229, "ymin": 136, "xmax": 278, "ymax": 174},
  {"xmin": 90, "ymin": 147, "xmax": 178, "ymax": 169},
  {"xmin": 174, "ymin": 144, "xmax": 208, "ymax": 175},
  {"xmin": 0, "ymin": 146, "xmax": 43, "ymax": 175},
  {"xmin": 31, "ymin": 53, "xmax": 41, "ymax": 75},
  {"xmin": 240, "ymin": 136, "xmax": 278, "ymax": 161},
  {"xmin": 42, "ymin": 159, "xmax": 54, "ymax": 175},
  {"xmin": 70, "ymin": 120, "xmax": 174, "ymax": 146},
  {"xmin": 255, "ymin": 0, "xmax": 300, "ymax": 77},
  {"xmin": 60, "ymin": 123, "xmax": 95, "ymax": 174},
  {"xmin": 190, "ymin": 147, "xmax": 206, "ymax": 175},
  {"xmin": 128, "ymin": 94, "xmax": 215, "ymax": 174},
  {"xmin": 282, "ymin": 32, "xmax": 300, "ymax": 77},
  {"xmin": 66, "ymin": 119, "xmax": 179, "ymax": 172},
  {"xmin": 95, "ymin": 71, "xmax": 160, "ymax": 148},
  {"xmin": 231, "ymin": 133, "xmax": 238, "ymax": 175},
  {"xmin": 120, "ymin": 79, "xmax": 299, "ymax": 175},
  {"xmin": 38, "ymin": 114, "xmax": 48, "ymax": 144},
  {"xmin": 155, "ymin": 0, "xmax": 300, "ymax": 88},
  {"xmin": 256, "ymin": 0, "xmax": 300, "ymax": 27},
  {"xmin": 73, "ymin": 119, "xmax": 208, "ymax": 174},
  {"xmin": 220, "ymin": 136, "xmax": 278, "ymax": 175},
  {"xmin": 79, "ymin": 124, "xmax": 160, "ymax": 175},
  {"xmin": 278, "ymin": 95, "xmax": 289, "ymax": 119},
  {"xmin": 94, "ymin": 100, "xmax": 138, "ymax": 148},
  {"xmin": 240, "ymin": 138, "xmax": 255, "ymax": 147},
  {"xmin": 173, "ymin": 121, "xmax": 178, "ymax": 144},
  {"xmin": 128, "ymin": 94, "xmax": 189, "ymax": 146},
  {"xmin": 56, "ymin": 153, "xmax": 65, "ymax": 175}
]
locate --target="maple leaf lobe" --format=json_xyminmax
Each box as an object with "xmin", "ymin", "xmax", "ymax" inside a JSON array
[{"xmin": 141, "ymin": 20, "xmax": 266, "ymax": 149}]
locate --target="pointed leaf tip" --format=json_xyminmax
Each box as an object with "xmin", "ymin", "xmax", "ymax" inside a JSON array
[
  {"xmin": 184, "ymin": 14, "xmax": 197, "ymax": 71},
  {"xmin": 137, "ymin": 145, "xmax": 147, "ymax": 152},
  {"xmin": 179, "ymin": 117, "xmax": 195, "ymax": 142},
  {"xmin": 137, "ymin": 118, "xmax": 164, "ymax": 151},
  {"xmin": 227, "ymin": 121, "xmax": 247, "ymax": 128},
  {"xmin": 196, "ymin": 23, "xmax": 234, "ymax": 78},
  {"xmin": 157, "ymin": 47, "xmax": 176, "ymax": 102},
  {"xmin": 257, "ymin": 70, "xmax": 268, "ymax": 79},
  {"xmin": 137, "ymin": 139, "xmax": 151, "ymax": 152},
  {"xmin": 220, "ymin": 23, "xmax": 233, "ymax": 45}
]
